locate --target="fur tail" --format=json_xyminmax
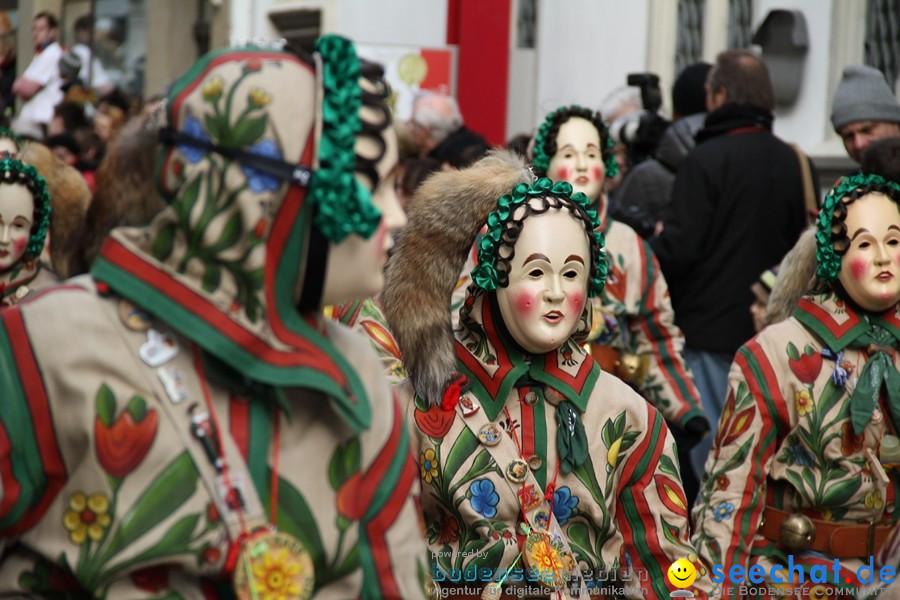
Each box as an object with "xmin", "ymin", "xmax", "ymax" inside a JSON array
[
  {"xmin": 766, "ymin": 225, "xmax": 818, "ymax": 326},
  {"xmin": 383, "ymin": 149, "xmax": 532, "ymax": 405}
]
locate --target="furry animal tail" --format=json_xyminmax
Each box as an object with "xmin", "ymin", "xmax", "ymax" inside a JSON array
[
  {"xmin": 383, "ymin": 150, "xmax": 532, "ymax": 405},
  {"xmin": 766, "ymin": 225, "xmax": 818, "ymax": 326}
]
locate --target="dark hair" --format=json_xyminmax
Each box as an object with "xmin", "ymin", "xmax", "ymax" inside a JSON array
[
  {"xmin": 33, "ymin": 11, "xmax": 58, "ymax": 30},
  {"xmin": 74, "ymin": 15, "xmax": 93, "ymax": 34},
  {"xmin": 707, "ymin": 50, "xmax": 775, "ymax": 111},
  {"xmin": 399, "ymin": 156, "xmax": 440, "ymax": 199},
  {"xmin": 533, "ymin": 106, "xmax": 612, "ymax": 177},
  {"xmin": 830, "ymin": 182, "xmax": 900, "ymax": 258},
  {"xmin": 53, "ymin": 101, "xmax": 89, "ymax": 131},
  {"xmin": 45, "ymin": 133, "xmax": 81, "ymax": 156},
  {"xmin": 861, "ymin": 137, "xmax": 900, "ymax": 183},
  {"xmin": 506, "ymin": 133, "xmax": 531, "ymax": 158},
  {"xmin": 354, "ymin": 59, "xmax": 392, "ymax": 193}
]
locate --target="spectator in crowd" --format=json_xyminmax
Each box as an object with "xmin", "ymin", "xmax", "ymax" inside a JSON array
[
  {"xmin": 12, "ymin": 11, "xmax": 64, "ymax": 139},
  {"xmin": 613, "ymin": 62, "xmax": 712, "ymax": 238},
  {"xmin": 650, "ymin": 50, "xmax": 812, "ymax": 480},
  {"xmin": 831, "ymin": 65, "xmax": 900, "ymax": 164},
  {"xmin": 69, "ymin": 15, "xmax": 114, "ymax": 98},
  {"xmin": 505, "ymin": 132, "xmax": 530, "ymax": 158},
  {"xmin": 395, "ymin": 155, "xmax": 440, "ymax": 212},
  {"xmin": 44, "ymin": 132, "xmax": 80, "ymax": 167},
  {"xmin": 93, "ymin": 103, "xmax": 126, "ymax": 145},
  {"xmin": 411, "ymin": 90, "xmax": 489, "ymax": 169},
  {"xmin": 599, "ymin": 86, "xmax": 642, "ymax": 196},
  {"xmin": 47, "ymin": 101, "xmax": 89, "ymax": 137},
  {"xmin": 0, "ymin": 12, "xmax": 16, "ymax": 120},
  {"xmin": 749, "ymin": 266, "xmax": 778, "ymax": 333}
]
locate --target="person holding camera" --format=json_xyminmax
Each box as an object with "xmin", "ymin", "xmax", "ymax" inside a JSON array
[
  {"xmin": 612, "ymin": 62, "xmax": 711, "ymax": 239},
  {"xmin": 649, "ymin": 50, "xmax": 815, "ymax": 483}
]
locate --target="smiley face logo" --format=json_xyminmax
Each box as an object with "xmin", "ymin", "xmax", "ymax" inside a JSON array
[{"xmin": 667, "ymin": 558, "xmax": 697, "ymax": 588}]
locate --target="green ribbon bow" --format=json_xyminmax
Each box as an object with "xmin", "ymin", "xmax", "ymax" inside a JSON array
[
  {"xmin": 555, "ymin": 400, "xmax": 589, "ymax": 474},
  {"xmin": 848, "ymin": 325, "xmax": 900, "ymax": 435}
]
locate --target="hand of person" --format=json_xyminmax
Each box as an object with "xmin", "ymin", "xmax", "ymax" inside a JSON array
[{"xmin": 669, "ymin": 415, "xmax": 711, "ymax": 453}]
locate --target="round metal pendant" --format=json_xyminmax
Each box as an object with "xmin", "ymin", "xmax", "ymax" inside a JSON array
[
  {"xmin": 233, "ymin": 530, "xmax": 314, "ymax": 600},
  {"xmin": 505, "ymin": 459, "xmax": 529, "ymax": 483},
  {"xmin": 118, "ymin": 299, "xmax": 153, "ymax": 331}
]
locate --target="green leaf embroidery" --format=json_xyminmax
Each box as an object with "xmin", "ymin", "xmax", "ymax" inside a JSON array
[
  {"xmin": 125, "ymin": 395, "xmax": 148, "ymax": 422},
  {"xmin": 173, "ymin": 176, "xmax": 201, "ymax": 229},
  {"xmin": 152, "ymin": 222, "xmax": 177, "ymax": 261},
  {"xmin": 442, "ymin": 429, "xmax": 479, "ymax": 484},
  {"xmin": 821, "ymin": 477, "xmax": 862, "ymax": 506},
  {"xmin": 787, "ymin": 342, "xmax": 800, "ymax": 361},
  {"xmin": 96, "ymin": 384, "xmax": 116, "ymax": 427},
  {"xmin": 105, "ymin": 453, "xmax": 199, "ymax": 556},
  {"xmin": 209, "ymin": 211, "xmax": 243, "ymax": 253},
  {"xmin": 231, "ymin": 116, "xmax": 268, "ymax": 149},
  {"xmin": 328, "ymin": 438, "xmax": 361, "ymax": 490},
  {"xmin": 151, "ymin": 513, "xmax": 200, "ymax": 555},
  {"xmin": 201, "ymin": 264, "xmax": 221, "ymax": 292}
]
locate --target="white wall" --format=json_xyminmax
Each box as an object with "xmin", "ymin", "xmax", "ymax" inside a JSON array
[
  {"xmin": 334, "ymin": 0, "xmax": 447, "ymax": 46},
  {"xmin": 752, "ymin": 0, "xmax": 833, "ymax": 152},
  {"xmin": 533, "ymin": 0, "xmax": 651, "ymax": 129}
]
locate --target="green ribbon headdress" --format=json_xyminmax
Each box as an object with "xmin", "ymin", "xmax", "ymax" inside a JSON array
[{"xmin": 531, "ymin": 105, "xmax": 619, "ymax": 180}]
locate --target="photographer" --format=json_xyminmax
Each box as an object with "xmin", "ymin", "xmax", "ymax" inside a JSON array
[{"xmin": 611, "ymin": 62, "xmax": 711, "ymax": 238}]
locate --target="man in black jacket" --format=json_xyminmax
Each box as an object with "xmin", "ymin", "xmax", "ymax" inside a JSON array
[{"xmin": 649, "ymin": 50, "xmax": 812, "ymax": 480}]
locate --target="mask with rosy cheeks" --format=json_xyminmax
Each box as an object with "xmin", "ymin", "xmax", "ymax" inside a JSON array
[
  {"xmin": 837, "ymin": 192, "xmax": 900, "ymax": 312},
  {"xmin": 320, "ymin": 124, "xmax": 406, "ymax": 306},
  {"xmin": 496, "ymin": 207, "xmax": 590, "ymax": 354},
  {"xmin": 547, "ymin": 117, "xmax": 605, "ymax": 203},
  {"xmin": 0, "ymin": 183, "xmax": 35, "ymax": 271}
]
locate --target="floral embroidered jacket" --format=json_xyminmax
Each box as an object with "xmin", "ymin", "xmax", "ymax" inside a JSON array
[
  {"xmin": 451, "ymin": 217, "xmax": 702, "ymax": 429},
  {"xmin": 0, "ymin": 278, "xmax": 429, "ymax": 599},
  {"xmin": 407, "ymin": 289, "xmax": 709, "ymax": 599},
  {"xmin": 692, "ymin": 293, "xmax": 900, "ymax": 598}
]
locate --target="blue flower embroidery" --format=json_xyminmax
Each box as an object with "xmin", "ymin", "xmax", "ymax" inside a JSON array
[
  {"xmin": 469, "ymin": 479, "xmax": 499, "ymax": 518},
  {"xmin": 179, "ymin": 116, "xmax": 209, "ymax": 164},
  {"xmin": 241, "ymin": 139, "xmax": 284, "ymax": 193},
  {"xmin": 788, "ymin": 444, "xmax": 816, "ymax": 467},
  {"xmin": 713, "ymin": 501, "xmax": 734, "ymax": 522},
  {"xmin": 552, "ymin": 486, "xmax": 580, "ymax": 525}
]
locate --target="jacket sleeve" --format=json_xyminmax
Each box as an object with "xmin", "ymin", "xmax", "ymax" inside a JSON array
[
  {"xmin": 690, "ymin": 339, "xmax": 782, "ymax": 599},
  {"xmin": 615, "ymin": 404, "xmax": 710, "ymax": 599},
  {"xmin": 649, "ymin": 151, "xmax": 716, "ymax": 280},
  {"xmin": 0, "ymin": 307, "xmax": 67, "ymax": 537},
  {"xmin": 629, "ymin": 239, "xmax": 704, "ymax": 428}
]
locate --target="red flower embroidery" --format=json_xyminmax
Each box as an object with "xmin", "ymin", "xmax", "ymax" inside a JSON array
[
  {"xmin": 841, "ymin": 422, "xmax": 865, "ymax": 456},
  {"xmin": 202, "ymin": 546, "xmax": 222, "ymax": 564},
  {"xmin": 715, "ymin": 475, "xmax": 730, "ymax": 491},
  {"xmin": 438, "ymin": 515, "xmax": 460, "ymax": 544},
  {"xmin": 95, "ymin": 409, "xmax": 158, "ymax": 478},
  {"xmin": 414, "ymin": 405, "xmax": 455, "ymax": 438},
  {"xmin": 788, "ymin": 344, "xmax": 823, "ymax": 384},
  {"xmin": 131, "ymin": 565, "xmax": 177, "ymax": 592},
  {"xmin": 245, "ymin": 58, "xmax": 262, "ymax": 72},
  {"xmin": 206, "ymin": 502, "xmax": 219, "ymax": 524},
  {"xmin": 336, "ymin": 471, "xmax": 366, "ymax": 520}
]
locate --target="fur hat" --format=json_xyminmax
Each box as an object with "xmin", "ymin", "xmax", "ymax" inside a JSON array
[
  {"xmin": 19, "ymin": 142, "xmax": 91, "ymax": 278},
  {"xmin": 382, "ymin": 150, "xmax": 532, "ymax": 403}
]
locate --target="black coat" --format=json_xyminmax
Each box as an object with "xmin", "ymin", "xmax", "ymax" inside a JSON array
[{"xmin": 649, "ymin": 103, "xmax": 813, "ymax": 354}]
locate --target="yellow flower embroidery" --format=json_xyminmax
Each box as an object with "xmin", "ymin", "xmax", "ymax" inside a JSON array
[
  {"xmin": 532, "ymin": 539, "xmax": 564, "ymax": 575},
  {"xmin": 794, "ymin": 389, "xmax": 813, "ymax": 417},
  {"xmin": 248, "ymin": 87, "xmax": 272, "ymax": 108},
  {"xmin": 866, "ymin": 491, "xmax": 885, "ymax": 510},
  {"xmin": 202, "ymin": 76, "xmax": 224, "ymax": 102},
  {"xmin": 63, "ymin": 492, "xmax": 111, "ymax": 545},
  {"xmin": 252, "ymin": 547, "xmax": 303, "ymax": 599},
  {"xmin": 420, "ymin": 448, "xmax": 439, "ymax": 483}
]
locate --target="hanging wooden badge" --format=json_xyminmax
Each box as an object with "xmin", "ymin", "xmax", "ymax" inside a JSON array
[
  {"xmin": 233, "ymin": 529, "xmax": 315, "ymax": 600},
  {"xmin": 521, "ymin": 527, "xmax": 572, "ymax": 593}
]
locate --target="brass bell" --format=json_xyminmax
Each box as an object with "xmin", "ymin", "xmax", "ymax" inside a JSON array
[
  {"xmin": 616, "ymin": 353, "xmax": 647, "ymax": 385},
  {"xmin": 779, "ymin": 513, "xmax": 815, "ymax": 550}
]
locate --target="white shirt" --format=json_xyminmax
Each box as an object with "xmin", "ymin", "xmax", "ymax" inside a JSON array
[
  {"xmin": 71, "ymin": 43, "xmax": 112, "ymax": 90},
  {"xmin": 13, "ymin": 41, "xmax": 64, "ymax": 139}
]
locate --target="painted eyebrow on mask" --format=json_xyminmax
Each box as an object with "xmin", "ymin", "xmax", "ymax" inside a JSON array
[
  {"xmin": 850, "ymin": 228, "xmax": 870, "ymax": 241},
  {"xmin": 523, "ymin": 253, "xmax": 550, "ymax": 265},
  {"xmin": 565, "ymin": 255, "xmax": 584, "ymax": 264}
]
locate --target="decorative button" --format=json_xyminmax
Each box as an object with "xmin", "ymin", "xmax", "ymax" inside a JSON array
[
  {"xmin": 506, "ymin": 459, "xmax": 529, "ymax": 483},
  {"xmin": 527, "ymin": 455, "xmax": 543, "ymax": 471},
  {"xmin": 119, "ymin": 298, "xmax": 153, "ymax": 331},
  {"xmin": 478, "ymin": 423, "xmax": 502, "ymax": 446},
  {"xmin": 523, "ymin": 391, "xmax": 539, "ymax": 406}
]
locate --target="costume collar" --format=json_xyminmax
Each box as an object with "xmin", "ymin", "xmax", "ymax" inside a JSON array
[
  {"xmin": 0, "ymin": 261, "xmax": 39, "ymax": 305},
  {"xmin": 793, "ymin": 292, "xmax": 900, "ymax": 352},
  {"xmin": 454, "ymin": 291, "xmax": 599, "ymax": 421}
]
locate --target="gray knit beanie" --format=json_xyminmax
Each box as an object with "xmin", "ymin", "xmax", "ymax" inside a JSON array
[{"xmin": 831, "ymin": 65, "xmax": 900, "ymax": 131}]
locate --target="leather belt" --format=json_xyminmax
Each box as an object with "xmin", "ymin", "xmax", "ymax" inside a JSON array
[{"xmin": 760, "ymin": 506, "xmax": 892, "ymax": 558}]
